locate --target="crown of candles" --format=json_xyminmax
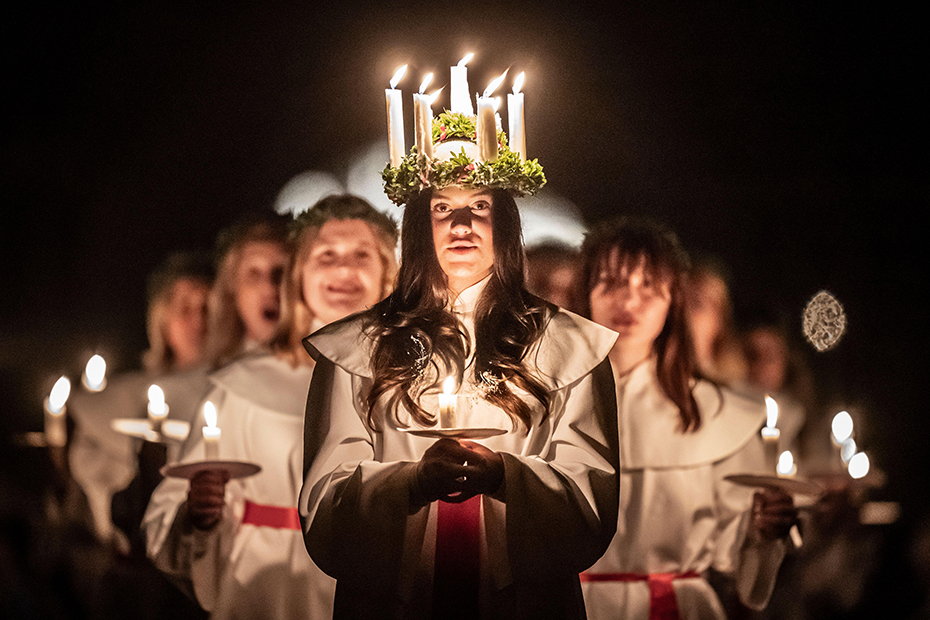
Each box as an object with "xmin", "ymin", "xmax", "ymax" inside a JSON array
[{"xmin": 381, "ymin": 55, "xmax": 546, "ymax": 207}]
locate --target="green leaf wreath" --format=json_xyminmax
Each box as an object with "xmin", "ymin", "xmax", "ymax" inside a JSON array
[{"xmin": 382, "ymin": 111, "xmax": 546, "ymax": 207}]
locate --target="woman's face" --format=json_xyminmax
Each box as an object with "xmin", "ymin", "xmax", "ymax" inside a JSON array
[
  {"xmin": 164, "ymin": 277, "xmax": 210, "ymax": 369},
  {"xmin": 430, "ymin": 186, "xmax": 494, "ymax": 295},
  {"xmin": 300, "ymin": 219, "xmax": 386, "ymax": 327},
  {"xmin": 234, "ymin": 240, "xmax": 287, "ymax": 345},
  {"xmin": 589, "ymin": 251, "xmax": 671, "ymax": 358}
]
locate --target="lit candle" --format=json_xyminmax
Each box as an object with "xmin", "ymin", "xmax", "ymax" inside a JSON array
[
  {"xmin": 385, "ymin": 64, "xmax": 407, "ymax": 167},
  {"xmin": 760, "ymin": 395, "xmax": 781, "ymax": 471},
  {"xmin": 202, "ymin": 401, "xmax": 221, "ymax": 460},
  {"xmin": 847, "ymin": 451, "xmax": 870, "ymax": 479},
  {"xmin": 147, "ymin": 384, "xmax": 169, "ymax": 435},
  {"xmin": 776, "ymin": 450, "xmax": 797, "ymax": 478},
  {"xmin": 44, "ymin": 376, "xmax": 71, "ymax": 448},
  {"xmin": 831, "ymin": 410, "xmax": 854, "ymax": 468},
  {"xmin": 414, "ymin": 73, "xmax": 435, "ymax": 160},
  {"xmin": 840, "ymin": 437, "xmax": 857, "ymax": 464},
  {"xmin": 507, "ymin": 71, "xmax": 526, "ymax": 161},
  {"xmin": 438, "ymin": 376, "xmax": 457, "ymax": 428},
  {"xmin": 450, "ymin": 53, "xmax": 474, "ymax": 115},
  {"xmin": 82, "ymin": 354, "xmax": 107, "ymax": 392},
  {"xmin": 477, "ymin": 71, "xmax": 507, "ymax": 163}
]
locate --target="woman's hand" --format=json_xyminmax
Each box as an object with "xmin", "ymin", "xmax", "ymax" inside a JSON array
[
  {"xmin": 187, "ymin": 469, "xmax": 229, "ymax": 530},
  {"xmin": 416, "ymin": 438, "xmax": 504, "ymax": 504},
  {"xmin": 750, "ymin": 487, "xmax": 798, "ymax": 541}
]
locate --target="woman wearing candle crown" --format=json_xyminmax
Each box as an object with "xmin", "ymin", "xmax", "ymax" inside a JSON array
[
  {"xmin": 576, "ymin": 216, "xmax": 797, "ymax": 620},
  {"xmin": 299, "ymin": 116, "xmax": 620, "ymax": 619},
  {"xmin": 143, "ymin": 195, "xmax": 398, "ymax": 620}
]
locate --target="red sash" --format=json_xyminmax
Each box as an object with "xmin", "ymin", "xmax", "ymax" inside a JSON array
[
  {"xmin": 580, "ymin": 571, "xmax": 701, "ymax": 620},
  {"xmin": 241, "ymin": 500, "xmax": 301, "ymax": 530},
  {"xmin": 433, "ymin": 495, "xmax": 482, "ymax": 619}
]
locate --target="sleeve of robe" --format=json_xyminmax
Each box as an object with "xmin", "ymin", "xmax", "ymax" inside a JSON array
[
  {"xmin": 711, "ymin": 433, "xmax": 788, "ymax": 610},
  {"xmin": 142, "ymin": 386, "xmax": 242, "ymax": 611},
  {"xmin": 298, "ymin": 356, "xmax": 620, "ymax": 589}
]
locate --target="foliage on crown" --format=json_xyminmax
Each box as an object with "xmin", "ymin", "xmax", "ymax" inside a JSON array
[{"xmin": 381, "ymin": 111, "xmax": 546, "ymax": 207}]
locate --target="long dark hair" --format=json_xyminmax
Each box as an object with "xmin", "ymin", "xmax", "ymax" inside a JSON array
[
  {"xmin": 578, "ymin": 216, "xmax": 703, "ymax": 431},
  {"xmin": 365, "ymin": 188, "xmax": 553, "ymax": 431}
]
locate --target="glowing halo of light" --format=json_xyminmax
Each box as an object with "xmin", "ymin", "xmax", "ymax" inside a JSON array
[
  {"xmin": 848, "ymin": 452, "xmax": 870, "ymax": 479},
  {"xmin": 82, "ymin": 354, "xmax": 107, "ymax": 391},
  {"xmin": 48, "ymin": 376, "xmax": 71, "ymax": 413},
  {"xmin": 274, "ymin": 170, "xmax": 346, "ymax": 216},
  {"xmin": 841, "ymin": 437, "xmax": 857, "ymax": 463},
  {"xmin": 832, "ymin": 410, "xmax": 854, "ymax": 444}
]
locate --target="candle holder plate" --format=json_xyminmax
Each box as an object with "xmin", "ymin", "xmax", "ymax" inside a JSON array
[
  {"xmin": 111, "ymin": 418, "xmax": 190, "ymax": 443},
  {"xmin": 399, "ymin": 427, "xmax": 507, "ymax": 440},
  {"xmin": 724, "ymin": 473, "xmax": 823, "ymax": 496},
  {"xmin": 161, "ymin": 460, "xmax": 262, "ymax": 480}
]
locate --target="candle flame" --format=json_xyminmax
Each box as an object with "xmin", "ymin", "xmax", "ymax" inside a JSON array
[
  {"xmin": 148, "ymin": 384, "xmax": 165, "ymax": 406},
  {"xmin": 831, "ymin": 410, "xmax": 853, "ymax": 443},
  {"xmin": 419, "ymin": 72, "xmax": 433, "ymax": 94},
  {"xmin": 848, "ymin": 451, "xmax": 870, "ymax": 479},
  {"xmin": 457, "ymin": 53, "xmax": 474, "ymax": 67},
  {"xmin": 442, "ymin": 376, "xmax": 455, "ymax": 396},
  {"xmin": 83, "ymin": 354, "xmax": 106, "ymax": 391},
  {"xmin": 203, "ymin": 401, "xmax": 217, "ymax": 428},
  {"xmin": 390, "ymin": 65, "xmax": 407, "ymax": 89},
  {"xmin": 483, "ymin": 70, "xmax": 508, "ymax": 98},
  {"xmin": 428, "ymin": 87, "xmax": 443, "ymax": 106},
  {"xmin": 512, "ymin": 71, "xmax": 525, "ymax": 94},
  {"xmin": 776, "ymin": 451, "xmax": 795, "ymax": 476},
  {"xmin": 48, "ymin": 376, "xmax": 71, "ymax": 412},
  {"xmin": 764, "ymin": 395, "xmax": 779, "ymax": 429}
]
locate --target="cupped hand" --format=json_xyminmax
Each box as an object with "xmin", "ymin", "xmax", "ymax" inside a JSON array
[
  {"xmin": 751, "ymin": 487, "xmax": 798, "ymax": 541},
  {"xmin": 416, "ymin": 438, "xmax": 504, "ymax": 504},
  {"xmin": 187, "ymin": 469, "xmax": 229, "ymax": 530}
]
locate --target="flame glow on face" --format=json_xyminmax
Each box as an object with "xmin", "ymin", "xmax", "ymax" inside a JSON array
[{"xmin": 390, "ymin": 65, "xmax": 407, "ymax": 89}]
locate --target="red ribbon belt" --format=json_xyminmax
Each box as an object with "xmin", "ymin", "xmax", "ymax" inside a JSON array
[
  {"xmin": 433, "ymin": 495, "xmax": 482, "ymax": 619},
  {"xmin": 241, "ymin": 500, "xmax": 301, "ymax": 530},
  {"xmin": 579, "ymin": 571, "xmax": 700, "ymax": 620}
]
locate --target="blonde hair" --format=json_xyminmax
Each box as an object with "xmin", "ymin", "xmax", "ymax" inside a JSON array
[
  {"xmin": 203, "ymin": 213, "xmax": 289, "ymax": 369},
  {"xmin": 272, "ymin": 195, "xmax": 399, "ymax": 367},
  {"xmin": 142, "ymin": 251, "xmax": 214, "ymax": 375}
]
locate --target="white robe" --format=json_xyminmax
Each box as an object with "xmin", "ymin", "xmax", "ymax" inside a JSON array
[
  {"xmin": 299, "ymin": 279, "xmax": 620, "ymax": 619},
  {"xmin": 143, "ymin": 353, "xmax": 335, "ymax": 619},
  {"xmin": 581, "ymin": 359, "xmax": 787, "ymax": 620},
  {"xmin": 68, "ymin": 367, "xmax": 210, "ymax": 543}
]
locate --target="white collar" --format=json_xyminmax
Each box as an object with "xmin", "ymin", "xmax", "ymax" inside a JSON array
[{"xmin": 450, "ymin": 274, "xmax": 491, "ymax": 314}]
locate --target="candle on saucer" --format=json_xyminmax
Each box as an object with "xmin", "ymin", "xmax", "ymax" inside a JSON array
[
  {"xmin": 202, "ymin": 401, "xmax": 221, "ymax": 460},
  {"xmin": 44, "ymin": 376, "xmax": 71, "ymax": 448},
  {"xmin": 147, "ymin": 384, "xmax": 169, "ymax": 435},
  {"xmin": 438, "ymin": 376, "xmax": 457, "ymax": 428},
  {"xmin": 761, "ymin": 395, "xmax": 781, "ymax": 471}
]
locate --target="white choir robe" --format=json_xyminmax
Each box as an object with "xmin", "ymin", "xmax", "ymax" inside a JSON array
[
  {"xmin": 299, "ymin": 278, "xmax": 621, "ymax": 620},
  {"xmin": 143, "ymin": 353, "xmax": 335, "ymax": 619},
  {"xmin": 68, "ymin": 367, "xmax": 210, "ymax": 543},
  {"xmin": 582, "ymin": 359, "xmax": 787, "ymax": 620}
]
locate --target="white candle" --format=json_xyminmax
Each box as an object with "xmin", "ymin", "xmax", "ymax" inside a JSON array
[
  {"xmin": 507, "ymin": 72, "xmax": 526, "ymax": 161},
  {"xmin": 44, "ymin": 376, "xmax": 71, "ymax": 448},
  {"xmin": 147, "ymin": 384, "xmax": 169, "ymax": 435},
  {"xmin": 438, "ymin": 376, "xmax": 457, "ymax": 428},
  {"xmin": 761, "ymin": 395, "xmax": 780, "ymax": 471},
  {"xmin": 450, "ymin": 53, "xmax": 474, "ymax": 115},
  {"xmin": 81, "ymin": 354, "xmax": 107, "ymax": 392},
  {"xmin": 414, "ymin": 73, "xmax": 435, "ymax": 161},
  {"xmin": 776, "ymin": 450, "xmax": 797, "ymax": 478},
  {"xmin": 202, "ymin": 401, "xmax": 221, "ymax": 460},
  {"xmin": 476, "ymin": 72, "xmax": 506, "ymax": 163},
  {"xmin": 385, "ymin": 64, "xmax": 407, "ymax": 167}
]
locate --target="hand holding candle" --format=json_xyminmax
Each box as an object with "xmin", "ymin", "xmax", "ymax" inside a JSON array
[
  {"xmin": 44, "ymin": 376, "xmax": 71, "ymax": 448},
  {"xmin": 385, "ymin": 64, "xmax": 407, "ymax": 167},
  {"xmin": 147, "ymin": 384, "xmax": 169, "ymax": 436},
  {"xmin": 202, "ymin": 401, "xmax": 221, "ymax": 460}
]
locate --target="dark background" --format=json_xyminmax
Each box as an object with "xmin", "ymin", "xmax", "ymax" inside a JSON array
[{"xmin": 1, "ymin": 1, "xmax": 925, "ymax": 616}]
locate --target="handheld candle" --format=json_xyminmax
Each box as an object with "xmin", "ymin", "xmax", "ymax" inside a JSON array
[
  {"xmin": 202, "ymin": 401, "xmax": 221, "ymax": 460},
  {"xmin": 44, "ymin": 376, "xmax": 71, "ymax": 448},
  {"xmin": 82, "ymin": 354, "xmax": 107, "ymax": 392},
  {"xmin": 761, "ymin": 395, "xmax": 781, "ymax": 471},
  {"xmin": 438, "ymin": 376, "xmax": 457, "ymax": 428},
  {"xmin": 147, "ymin": 384, "xmax": 169, "ymax": 435}
]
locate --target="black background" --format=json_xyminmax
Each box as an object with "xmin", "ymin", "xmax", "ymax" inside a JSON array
[{"xmin": 1, "ymin": 1, "xmax": 925, "ymax": 614}]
